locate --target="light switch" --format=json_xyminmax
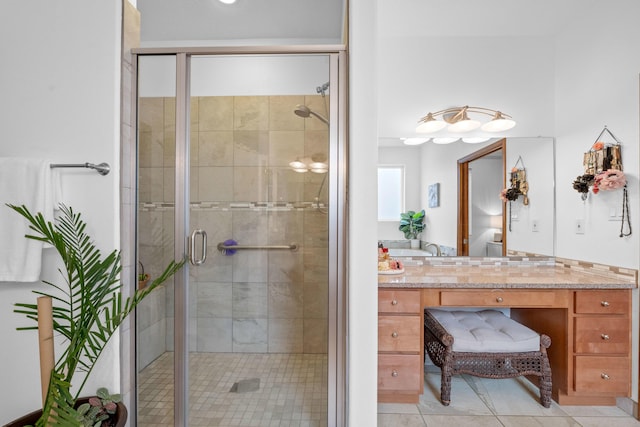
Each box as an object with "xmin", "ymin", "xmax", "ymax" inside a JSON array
[
  {"xmin": 531, "ymin": 220, "xmax": 539, "ymax": 232},
  {"xmin": 575, "ymin": 219, "xmax": 585, "ymax": 234}
]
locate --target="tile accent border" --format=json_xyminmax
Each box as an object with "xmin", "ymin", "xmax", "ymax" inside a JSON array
[{"xmin": 554, "ymin": 256, "xmax": 638, "ymax": 285}]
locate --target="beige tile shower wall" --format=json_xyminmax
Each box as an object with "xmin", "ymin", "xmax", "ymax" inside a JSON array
[{"xmin": 138, "ymin": 95, "xmax": 329, "ymax": 356}]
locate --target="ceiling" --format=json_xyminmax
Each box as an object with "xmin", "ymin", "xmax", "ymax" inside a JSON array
[
  {"xmin": 137, "ymin": 0, "xmax": 590, "ymax": 44},
  {"xmin": 136, "ymin": 0, "xmax": 615, "ymax": 148},
  {"xmin": 137, "ymin": 0, "xmax": 345, "ymax": 45},
  {"xmin": 377, "ymin": 0, "xmax": 594, "ymax": 38}
]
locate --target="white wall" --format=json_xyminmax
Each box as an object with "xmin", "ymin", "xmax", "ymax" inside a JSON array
[
  {"xmin": 0, "ymin": 1, "xmax": 122, "ymax": 422},
  {"xmin": 349, "ymin": 0, "xmax": 378, "ymax": 425},
  {"xmin": 506, "ymin": 137, "xmax": 555, "ymax": 256},
  {"xmin": 554, "ymin": 5, "xmax": 639, "ymax": 269},
  {"xmin": 377, "ymin": 146, "xmax": 422, "ymax": 240},
  {"xmin": 469, "ymin": 157, "xmax": 503, "ymax": 256}
]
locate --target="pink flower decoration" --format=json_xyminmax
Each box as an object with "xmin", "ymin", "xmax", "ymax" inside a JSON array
[
  {"xmin": 499, "ymin": 188, "xmax": 508, "ymax": 202},
  {"xmin": 596, "ymin": 169, "xmax": 626, "ymax": 191}
]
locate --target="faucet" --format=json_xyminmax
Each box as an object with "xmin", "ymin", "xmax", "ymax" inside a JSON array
[{"xmin": 424, "ymin": 243, "xmax": 442, "ymax": 256}]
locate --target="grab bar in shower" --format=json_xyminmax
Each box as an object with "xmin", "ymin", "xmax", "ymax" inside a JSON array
[
  {"xmin": 217, "ymin": 242, "xmax": 298, "ymax": 253},
  {"xmin": 50, "ymin": 162, "xmax": 111, "ymax": 176}
]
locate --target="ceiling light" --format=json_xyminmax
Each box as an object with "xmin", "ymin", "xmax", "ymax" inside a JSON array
[
  {"xmin": 462, "ymin": 137, "xmax": 490, "ymax": 144},
  {"xmin": 416, "ymin": 106, "xmax": 516, "ymax": 134},
  {"xmin": 432, "ymin": 137, "xmax": 459, "ymax": 144},
  {"xmin": 289, "ymin": 159, "xmax": 306, "ymax": 169},
  {"xmin": 403, "ymin": 137, "xmax": 430, "ymax": 146},
  {"xmin": 218, "ymin": 0, "xmax": 237, "ymax": 4}
]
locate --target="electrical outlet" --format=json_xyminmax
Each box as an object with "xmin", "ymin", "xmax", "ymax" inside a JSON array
[
  {"xmin": 575, "ymin": 219, "xmax": 585, "ymax": 234},
  {"xmin": 531, "ymin": 220, "xmax": 539, "ymax": 232},
  {"xmin": 609, "ymin": 208, "xmax": 621, "ymax": 221}
]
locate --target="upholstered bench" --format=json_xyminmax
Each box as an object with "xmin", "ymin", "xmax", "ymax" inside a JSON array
[{"xmin": 424, "ymin": 308, "xmax": 552, "ymax": 407}]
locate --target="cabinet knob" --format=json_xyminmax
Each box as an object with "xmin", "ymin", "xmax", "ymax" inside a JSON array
[
  {"xmin": 601, "ymin": 373, "xmax": 610, "ymax": 380},
  {"xmin": 391, "ymin": 331, "xmax": 399, "ymax": 338},
  {"xmin": 601, "ymin": 334, "xmax": 610, "ymax": 340},
  {"xmin": 496, "ymin": 297, "xmax": 503, "ymax": 303},
  {"xmin": 391, "ymin": 300, "xmax": 398, "ymax": 306},
  {"xmin": 601, "ymin": 301, "xmax": 610, "ymax": 307},
  {"xmin": 391, "ymin": 370, "xmax": 398, "ymax": 377}
]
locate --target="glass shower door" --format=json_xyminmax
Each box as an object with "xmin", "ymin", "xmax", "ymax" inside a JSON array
[
  {"xmin": 186, "ymin": 54, "xmax": 330, "ymax": 425},
  {"xmin": 136, "ymin": 51, "xmax": 340, "ymax": 426},
  {"xmin": 136, "ymin": 54, "xmax": 178, "ymax": 426}
]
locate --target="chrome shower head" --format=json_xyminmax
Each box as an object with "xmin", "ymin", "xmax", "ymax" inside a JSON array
[
  {"xmin": 294, "ymin": 104, "xmax": 312, "ymax": 118},
  {"xmin": 293, "ymin": 104, "xmax": 329, "ymax": 125}
]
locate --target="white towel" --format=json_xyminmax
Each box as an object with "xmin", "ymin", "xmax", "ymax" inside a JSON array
[{"xmin": 0, "ymin": 158, "xmax": 62, "ymax": 282}]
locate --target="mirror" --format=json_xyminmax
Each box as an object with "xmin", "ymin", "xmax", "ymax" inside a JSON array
[{"xmin": 377, "ymin": 137, "xmax": 555, "ymax": 257}]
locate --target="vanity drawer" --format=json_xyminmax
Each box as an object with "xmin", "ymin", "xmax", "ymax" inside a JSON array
[
  {"xmin": 574, "ymin": 356, "xmax": 629, "ymax": 394},
  {"xmin": 378, "ymin": 289, "xmax": 421, "ymax": 314},
  {"xmin": 378, "ymin": 354, "xmax": 422, "ymax": 392},
  {"xmin": 378, "ymin": 315, "xmax": 421, "ymax": 352},
  {"xmin": 574, "ymin": 291, "xmax": 628, "ymax": 314},
  {"xmin": 439, "ymin": 290, "xmax": 560, "ymax": 307},
  {"xmin": 574, "ymin": 317, "xmax": 629, "ymax": 354}
]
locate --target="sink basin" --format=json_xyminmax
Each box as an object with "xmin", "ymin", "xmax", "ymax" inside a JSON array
[{"xmin": 388, "ymin": 248, "xmax": 434, "ymax": 257}]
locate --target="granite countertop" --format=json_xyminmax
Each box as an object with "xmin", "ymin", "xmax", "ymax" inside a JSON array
[{"xmin": 378, "ymin": 264, "xmax": 637, "ymax": 289}]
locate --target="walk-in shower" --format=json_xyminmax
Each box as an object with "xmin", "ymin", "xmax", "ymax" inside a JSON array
[{"xmin": 134, "ymin": 52, "xmax": 343, "ymax": 426}]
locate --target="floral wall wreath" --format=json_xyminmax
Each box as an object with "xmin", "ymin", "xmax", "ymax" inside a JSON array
[
  {"xmin": 500, "ymin": 156, "xmax": 528, "ymax": 231},
  {"xmin": 572, "ymin": 126, "xmax": 631, "ymax": 237}
]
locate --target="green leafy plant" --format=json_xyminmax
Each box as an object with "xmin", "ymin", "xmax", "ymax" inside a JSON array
[
  {"xmin": 399, "ymin": 209, "xmax": 426, "ymax": 239},
  {"xmin": 76, "ymin": 387, "xmax": 121, "ymax": 427},
  {"xmin": 8, "ymin": 204, "xmax": 185, "ymax": 427}
]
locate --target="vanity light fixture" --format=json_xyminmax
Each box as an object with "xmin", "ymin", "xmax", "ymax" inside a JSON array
[
  {"xmin": 462, "ymin": 137, "xmax": 491, "ymax": 144},
  {"xmin": 402, "ymin": 137, "xmax": 430, "ymax": 146},
  {"xmin": 416, "ymin": 106, "xmax": 516, "ymax": 134},
  {"xmin": 432, "ymin": 137, "xmax": 460, "ymax": 144}
]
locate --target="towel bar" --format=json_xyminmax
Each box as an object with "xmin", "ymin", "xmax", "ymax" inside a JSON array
[{"xmin": 50, "ymin": 162, "xmax": 110, "ymax": 176}]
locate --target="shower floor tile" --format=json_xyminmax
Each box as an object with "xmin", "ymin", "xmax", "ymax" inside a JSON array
[{"xmin": 138, "ymin": 352, "xmax": 328, "ymax": 426}]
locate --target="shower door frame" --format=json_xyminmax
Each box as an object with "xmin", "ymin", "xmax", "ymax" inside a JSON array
[{"xmin": 130, "ymin": 45, "xmax": 348, "ymax": 427}]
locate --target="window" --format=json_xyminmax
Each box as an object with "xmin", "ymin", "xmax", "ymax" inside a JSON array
[{"xmin": 378, "ymin": 165, "xmax": 404, "ymax": 221}]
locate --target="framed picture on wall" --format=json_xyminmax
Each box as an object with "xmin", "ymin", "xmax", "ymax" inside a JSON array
[{"xmin": 428, "ymin": 183, "xmax": 440, "ymax": 208}]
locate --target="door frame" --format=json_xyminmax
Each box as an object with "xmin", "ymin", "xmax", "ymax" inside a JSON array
[
  {"xmin": 129, "ymin": 45, "xmax": 348, "ymax": 427},
  {"xmin": 457, "ymin": 139, "xmax": 506, "ymax": 256}
]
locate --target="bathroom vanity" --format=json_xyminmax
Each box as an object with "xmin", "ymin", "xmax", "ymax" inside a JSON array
[{"xmin": 377, "ymin": 258, "xmax": 637, "ymax": 406}]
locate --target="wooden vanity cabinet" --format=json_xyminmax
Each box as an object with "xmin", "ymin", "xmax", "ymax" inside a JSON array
[
  {"xmin": 377, "ymin": 286, "xmax": 632, "ymax": 405},
  {"xmin": 378, "ymin": 289, "xmax": 423, "ymax": 403},
  {"xmin": 570, "ymin": 290, "xmax": 631, "ymax": 403}
]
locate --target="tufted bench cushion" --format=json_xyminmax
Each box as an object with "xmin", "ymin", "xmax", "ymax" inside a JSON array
[{"xmin": 427, "ymin": 309, "xmax": 541, "ymax": 353}]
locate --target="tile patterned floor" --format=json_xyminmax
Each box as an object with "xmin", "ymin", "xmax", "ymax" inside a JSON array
[
  {"xmin": 138, "ymin": 352, "xmax": 328, "ymax": 426},
  {"xmin": 378, "ymin": 364, "xmax": 640, "ymax": 427},
  {"xmin": 140, "ymin": 354, "xmax": 640, "ymax": 426}
]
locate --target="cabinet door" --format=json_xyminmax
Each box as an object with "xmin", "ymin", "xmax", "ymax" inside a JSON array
[
  {"xmin": 574, "ymin": 356, "xmax": 629, "ymax": 394},
  {"xmin": 575, "ymin": 291, "xmax": 628, "ymax": 314},
  {"xmin": 378, "ymin": 354, "xmax": 422, "ymax": 392},
  {"xmin": 378, "ymin": 315, "xmax": 421, "ymax": 352},
  {"xmin": 574, "ymin": 317, "xmax": 629, "ymax": 354},
  {"xmin": 378, "ymin": 289, "xmax": 421, "ymax": 313}
]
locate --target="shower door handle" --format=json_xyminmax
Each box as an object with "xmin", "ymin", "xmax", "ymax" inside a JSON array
[{"xmin": 190, "ymin": 229, "xmax": 207, "ymax": 266}]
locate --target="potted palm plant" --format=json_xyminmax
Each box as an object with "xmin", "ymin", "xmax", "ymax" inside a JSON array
[
  {"xmin": 4, "ymin": 204, "xmax": 184, "ymax": 427},
  {"xmin": 399, "ymin": 209, "xmax": 426, "ymax": 249}
]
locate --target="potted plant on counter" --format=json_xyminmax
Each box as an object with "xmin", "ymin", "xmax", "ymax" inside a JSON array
[
  {"xmin": 4, "ymin": 204, "xmax": 184, "ymax": 427},
  {"xmin": 399, "ymin": 209, "xmax": 425, "ymax": 249}
]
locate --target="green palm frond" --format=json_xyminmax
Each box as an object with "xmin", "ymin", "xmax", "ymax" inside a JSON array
[{"xmin": 8, "ymin": 203, "xmax": 185, "ymax": 426}]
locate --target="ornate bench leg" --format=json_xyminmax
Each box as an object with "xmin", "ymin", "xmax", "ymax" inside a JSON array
[
  {"xmin": 440, "ymin": 355, "xmax": 452, "ymax": 406},
  {"xmin": 539, "ymin": 354, "xmax": 552, "ymax": 408}
]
